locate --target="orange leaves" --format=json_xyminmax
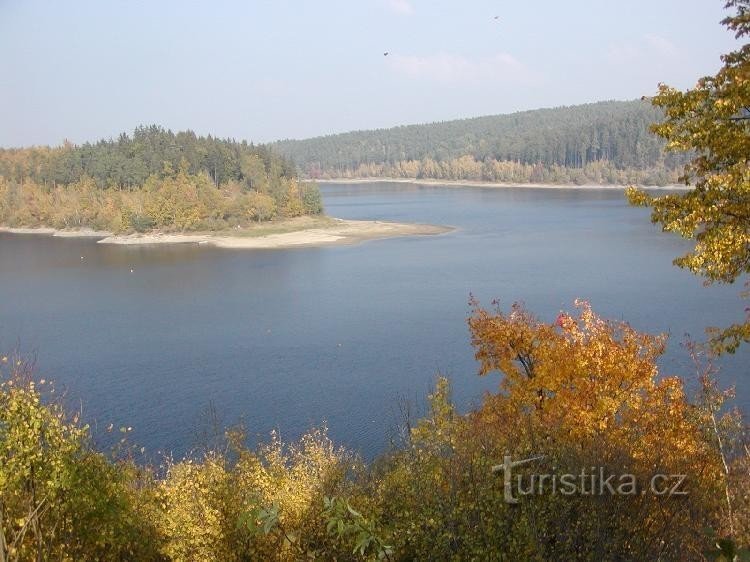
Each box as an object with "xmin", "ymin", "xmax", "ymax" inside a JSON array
[
  {"xmin": 469, "ymin": 299, "xmax": 681, "ymax": 444},
  {"xmin": 468, "ymin": 297, "xmax": 554, "ymax": 382},
  {"xmin": 466, "ymin": 299, "xmax": 725, "ymax": 530}
]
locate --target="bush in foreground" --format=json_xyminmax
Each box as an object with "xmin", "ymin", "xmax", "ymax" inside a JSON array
[{"xmin": 1, "ymin": 301, "xmax": 748, "ymax": 561}]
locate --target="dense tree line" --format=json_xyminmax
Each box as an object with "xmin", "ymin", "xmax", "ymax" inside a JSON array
[
  {"xmin": 0, "ymin": 125, "xmax": 297, "ymax": 189},
  {"xmin": 273, "ymin": 100, "xmax": 689, "ymax": 184},
  {"xmin": 0, "ymin": 173, "xmax": 322, "ymax": 233},
  {"xmin": 319, "ymin": 155, "xmax": 680, "ymax": 186},
  {"xmin": 0, "ymin": 127, "xmax": 323, "ymax": 232}
]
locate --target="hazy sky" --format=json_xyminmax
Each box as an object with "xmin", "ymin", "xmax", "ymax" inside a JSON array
[{"xmin": 0, "ymin": 0, "xmax": 740, "ymax": 147}]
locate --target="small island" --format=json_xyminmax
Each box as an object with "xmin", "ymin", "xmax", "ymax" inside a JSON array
[{"xmin": 0, "ymin": 126, "xmax": 449, "ymax": 248}]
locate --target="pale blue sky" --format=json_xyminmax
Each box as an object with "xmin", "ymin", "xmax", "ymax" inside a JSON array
[{"xmin": 0, "ymin": 0, "xmax": 740, "ymax": 147}]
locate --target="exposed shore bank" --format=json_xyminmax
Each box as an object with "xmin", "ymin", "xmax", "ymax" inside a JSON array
[
  {"xmin": 0, "ymin": 216, "xmax": 451, "ymax": 249},
  {"xmin": 316, "ymin": 177, "xmax": 690, "ymax": 190}
]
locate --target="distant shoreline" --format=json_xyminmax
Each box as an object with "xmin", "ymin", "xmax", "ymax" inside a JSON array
[
  {"xmin": 316, "ymin": 177, "xmax": 690, "ymax": 190},
  {"xmin": 0, "ymin": 217, "xmax": 451, "ymax": 249}
]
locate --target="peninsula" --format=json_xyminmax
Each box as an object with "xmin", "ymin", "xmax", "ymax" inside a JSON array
[{"xmin": 0, "ymin": 216, "xmax": 450, "ymax": 249}]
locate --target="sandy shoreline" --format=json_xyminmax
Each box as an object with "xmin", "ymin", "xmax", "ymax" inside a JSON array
[
  {"xmin": 0, "ymin": 227, "xmax": 112, "ymax": 237},
  {"xmin": 0, "ymin": 218, "xmax": 451, "ymax": 249},
  {"xmin": 316, "ymin": 177, "xmax": 689, "ymax": 190}
]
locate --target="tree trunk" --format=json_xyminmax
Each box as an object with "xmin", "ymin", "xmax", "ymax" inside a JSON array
[{"xmin": 0, "ymin": 500, "xmax": 8, "ymax": 562}]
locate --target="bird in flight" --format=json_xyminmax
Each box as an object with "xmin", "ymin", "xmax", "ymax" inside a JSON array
[
  {"xmin": 383, "ymin": 51, "xmax": 389, "ymax": 56},
  {"xmin": 493, "ymin": 15, "xmax": 500, "ymax": 20}
]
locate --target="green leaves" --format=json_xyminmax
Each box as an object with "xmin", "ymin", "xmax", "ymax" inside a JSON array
[
  {"xmin": 0, "ymin": 361, "xmax": 160, "ymax": 561},
  {"xmin": 703, "ymin": 529, "xmax": 750, "ymax": 562},
  {"xmin": 629, "ymin": 0, "xmax": 750, "ymax": 352},
  {"xmin": 239, "ymin": 501, "xmax": 280, "ymax": 536},
  {"xmin": 323, "ymin": 496, "xmax": 393, "ymax": 560}
]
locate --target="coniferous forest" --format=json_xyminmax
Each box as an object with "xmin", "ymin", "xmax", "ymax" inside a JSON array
[
  {"xmin": 0, "ymin": 126, "xmax": 322, "ymax": 233},
  {"xmin": 273, "ymin": 100, "xmax": 689, "ymax": 185},
  {"xmin": 0, "ymin": 100, "xmax": 689, "ymax": 238}
]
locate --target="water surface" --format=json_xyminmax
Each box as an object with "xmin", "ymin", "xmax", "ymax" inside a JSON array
[{"xmin": 0, "ymin": 182, "xmax": 747, "ymax": 458}]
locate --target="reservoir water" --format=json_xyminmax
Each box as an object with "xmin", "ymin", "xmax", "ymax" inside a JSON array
[{"xmin": 1, "ymin": 182, "xmax": 747, "ymax": 459}]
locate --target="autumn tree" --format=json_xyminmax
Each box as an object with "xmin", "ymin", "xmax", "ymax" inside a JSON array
[
  {"xmin": 366, "ymin": 300, "xmax": 739, "ymax": 560},
  {"xmin": 628, "ymin": 0, "xmax": 750, "ymax": 352},
  {"xmin": 240, "ymin": 153, "xmax": 269, "ymax": 193},
  {"xmin": 456, "ymin": 299, "xmax": 733, "ymax": 558},
  {"xmin": 244, "ymin": 191, "xmax": 277, "ymax": 222},
  {"xmin": 0, "ymin": 358, "xmax": 161, "ymax": 561}
]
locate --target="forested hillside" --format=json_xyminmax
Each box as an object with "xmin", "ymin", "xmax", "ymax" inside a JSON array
[
  {"xmin": 0, "ymin": 126, "xmax": 322, "ymax": 232},
  {"xmin": 0, "ymin": 125, "xmax": 297, "ymax": 189},
  {"xmin": 273, "ymin": 100, "xmax": 688, "ymax": 185}
]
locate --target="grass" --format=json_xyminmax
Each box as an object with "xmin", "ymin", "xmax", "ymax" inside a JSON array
[{"xmin": 210, "ymin": 215, "xmax": 340, "ymax": 238}]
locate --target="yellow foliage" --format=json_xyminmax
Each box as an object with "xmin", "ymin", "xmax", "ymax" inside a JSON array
[
  {"xmin": 157, "ymin": 456, "xmax": 234, "ymax": 561},
  {"xmin": 153, "ymin": 427, "xmax": 350, "ymax": 561},
  {"xmin": 0, "ymin": 171, "xmax": 317, "ymax": 234},
  {"xmin": 1, "ymin": 298, "xmax": 745, "ymax": 560}
]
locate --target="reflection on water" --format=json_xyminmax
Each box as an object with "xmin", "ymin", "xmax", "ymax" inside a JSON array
[{"xmin": 0, "ymin": 182, "xmax": 747, "ymax": 459}]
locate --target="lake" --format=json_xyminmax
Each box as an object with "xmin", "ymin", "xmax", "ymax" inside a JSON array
[{"xmin": 0, "ymin": 182, "xmax": 747, "ymax": 459}]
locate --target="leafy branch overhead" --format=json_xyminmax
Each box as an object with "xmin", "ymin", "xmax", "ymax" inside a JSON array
[{"xmin": 628, "ymin": 0, "xmax": 750, "ymax": 353}]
